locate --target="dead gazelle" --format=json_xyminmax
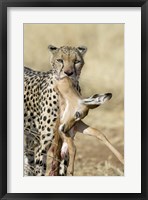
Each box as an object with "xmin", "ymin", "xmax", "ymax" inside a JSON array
[{"xmin": 56, "ymin": 77, "xmax": 123, "ymax": 175}]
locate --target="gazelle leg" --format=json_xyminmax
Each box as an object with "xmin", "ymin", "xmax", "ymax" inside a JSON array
[
  {"xmin": 75, "ymin": 121, "xmax": 124, "ymax": 165},
  {"xmin": 63, "ymin": 135, "xmax": 76, "ymax": 176}
]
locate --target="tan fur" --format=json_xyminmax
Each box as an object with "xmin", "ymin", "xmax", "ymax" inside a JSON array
[{"xmin": 55, "ymin": 76, "xmax": 123, "ymax": 175}]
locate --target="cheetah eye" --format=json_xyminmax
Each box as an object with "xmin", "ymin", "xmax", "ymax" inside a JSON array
[
  {"xmin": 74, "ymin": 60, "xmax": 81, "ymax": 64},
  {"xmin": 57, "ymin": 59, "xmax": 63, "ymax": 63}
]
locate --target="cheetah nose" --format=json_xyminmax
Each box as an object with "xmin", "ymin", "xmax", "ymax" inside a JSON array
[{"xmin": 64, "ymin": 71, "xmax": 74, "ymax": 76}]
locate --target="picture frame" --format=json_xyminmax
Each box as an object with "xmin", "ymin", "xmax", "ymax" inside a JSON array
[{"xmin": 0, "ymin": 0, "xmax": 147, "ymax": 199}]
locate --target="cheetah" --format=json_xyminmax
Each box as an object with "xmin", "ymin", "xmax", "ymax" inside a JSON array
[
  {"xmin": 24, "ymin": 66, "xmax": 112, "ymax": 176},
  {"xmin": 24, "ymin": 45, "xmax": 88, "ymax": 176},
  {"xmin": 24, "ymin": 45, "xmax": 124, "ymax": 176}
]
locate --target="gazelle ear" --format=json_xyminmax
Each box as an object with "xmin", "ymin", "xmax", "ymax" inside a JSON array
[
  {"xmin": 77, "ymin": 46, "xmax": 87, "ymax": 56},
  {"xmin": 82, "ymin": 93, "xmax": 112, "ymax": 109},
  {"xmin": 48, "ymin": 45, "xmax": 58, "ymax": 54}
]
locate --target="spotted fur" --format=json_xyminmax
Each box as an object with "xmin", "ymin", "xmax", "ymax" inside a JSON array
[{"xmin": 24, "ymin": 45, "xmax": 87, "ymax": 176}]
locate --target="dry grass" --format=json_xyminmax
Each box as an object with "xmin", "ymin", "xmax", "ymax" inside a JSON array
[{"xmin": 24, "ymin": 24, "xmax": 124, "ymax": 176}]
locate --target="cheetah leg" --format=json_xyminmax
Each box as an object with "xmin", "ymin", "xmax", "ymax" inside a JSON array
[
  {"xmin": 24, "ymin": 153, "xmax": 35, "ymax": 176},
  {"xmin": 34, "ymin": 148, "xmax": 43, "ymax": 176},
  {"xmin": 75, "ymin": 121, "xmax": 124, "ymax": 165},
  {"xmin": 35, "ymin": 145, "xmax": 49, "ymax": 176},
  {"xmin": 24, "ymin": 134, "xmax": 36, "ymax": 176},
  {"xmin": 36, "ymin": 139, "xmax": 61, "ymax": 176}
]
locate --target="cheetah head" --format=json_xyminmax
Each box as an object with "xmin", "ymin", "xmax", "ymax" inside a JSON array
[{"xmin": 48, "ymin": 45, "xmax": 87, "ymax": 81}]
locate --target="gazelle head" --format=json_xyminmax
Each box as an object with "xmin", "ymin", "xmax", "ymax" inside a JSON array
[{"xmin": 59, "ymin": 91, "xmax": 112, "ymax": 133}]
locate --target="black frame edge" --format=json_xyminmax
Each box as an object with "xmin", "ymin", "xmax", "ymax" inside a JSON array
[
  {"xmin": 0, "ymin": 0, "xmax": 147, "ymax": 199},
  {"xmin": 141, "ymin": 1, "xmax": 147, "ymax": 199},
  {"xmin": 0, "ymin": 1, "xmax": 7, "ymax": 200},
  {"xmin": 0, "ymin": 0, "xmax": 146, "ymax": 7},
  {"xmin": 0, "ymin": 0, "xmax": 3, "ymax": 199}
]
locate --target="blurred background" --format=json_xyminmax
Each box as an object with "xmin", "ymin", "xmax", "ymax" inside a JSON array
[{"xmin": 24, "ymin": 24, "xmax": 124, "ymax": 176}]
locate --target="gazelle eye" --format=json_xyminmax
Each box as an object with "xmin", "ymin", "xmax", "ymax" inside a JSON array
[
  {"xmin": 74, "ymin": 60, "xmax": 80, "ymax": 64},
  {"xmin": 75, "ymin": 111, "xmax": 81, "ymax": 119},
  {"xmin": 57, "ymin": 59, "xmax": 63, "ymax": 63}
]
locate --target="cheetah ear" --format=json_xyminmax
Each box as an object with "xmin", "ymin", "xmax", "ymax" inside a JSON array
[
  {"xmin": 77, "ymin": 46, "xmax": 87, "ymax": 56},
  {"xmin": 48, "ymin": 45, "xmax": 58, "ymax": 54}
]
